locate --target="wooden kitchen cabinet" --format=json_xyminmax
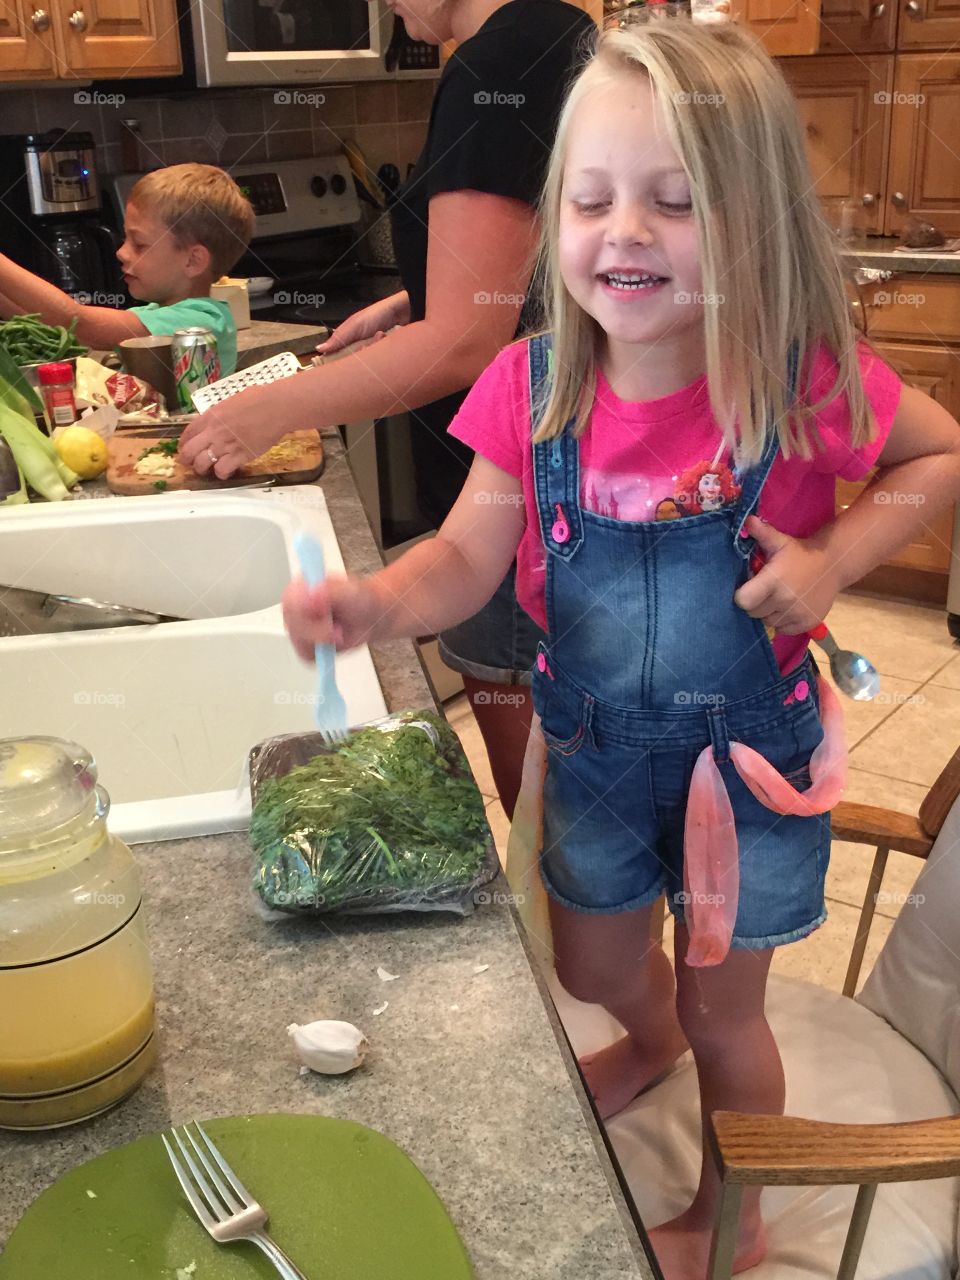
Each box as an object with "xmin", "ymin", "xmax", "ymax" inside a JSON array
[
  {"xmin": 779, "ymin": 55, "xmax": 893, "ymax": 234},
  {"xmin": 0, "ymin": 0, "xmax": 180, "ymax": 80},
  {"xmin": 897, "ymin": 0, "xmax": 960, "ymax": 49},
  {"xmin": 0, "ymin": 0, "xmax": 61, "ymax": 78},
  {"xmin": 732, "ymin": 0, "xmax": 824, "ymax": 55},
  {"xmin": 884, "ymin": 55, "xmax": 960, "ymax": 237},
  {"xmin": 818, "ymin": 0, "xmax": 898, "ymax": 52}
]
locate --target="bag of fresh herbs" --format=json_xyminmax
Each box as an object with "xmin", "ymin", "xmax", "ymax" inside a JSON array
[{"xmin": 249, "ymin": 710, "xmax": 499, "ymax": 916}]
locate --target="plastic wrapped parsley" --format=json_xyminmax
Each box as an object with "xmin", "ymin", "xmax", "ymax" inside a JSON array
[{"xmin": 249, "ymin": 710, "xmax": 499, "ymax": 916}]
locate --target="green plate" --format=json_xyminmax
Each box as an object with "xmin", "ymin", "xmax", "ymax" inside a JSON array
[{"xmin": 0, "ymin": 1113, "xmax": 473, "ymax": 1279}]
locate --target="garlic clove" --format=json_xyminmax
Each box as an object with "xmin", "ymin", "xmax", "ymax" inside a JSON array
[{"xmin": 287, "ymin": 1019, "xmax": 369, "ymax": 1075}]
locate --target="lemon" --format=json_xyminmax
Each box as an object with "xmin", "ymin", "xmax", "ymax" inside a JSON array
[{"xmin": 55, "ymin": 426, "xmax": 107, "ymax": 480}]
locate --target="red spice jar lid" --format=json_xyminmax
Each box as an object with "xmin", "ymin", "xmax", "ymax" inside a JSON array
[{"xmin": 37, "ymin": 361, "xmax": 75, "ymax": 384}]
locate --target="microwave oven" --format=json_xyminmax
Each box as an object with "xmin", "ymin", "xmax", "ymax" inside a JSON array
[{"xmin": 190, "ymin": 0, "xmax": 441, "ymax": 87}]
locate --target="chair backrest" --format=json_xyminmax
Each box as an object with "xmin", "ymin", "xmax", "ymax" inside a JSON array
[{"xmin": 919, "ymin": 743, "xmax": 960, "ymax": 841}]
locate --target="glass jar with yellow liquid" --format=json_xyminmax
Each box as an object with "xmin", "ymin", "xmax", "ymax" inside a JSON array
[{"xmin": 0, "ymin": 737, "xmax": 157, "ymax": 1129}]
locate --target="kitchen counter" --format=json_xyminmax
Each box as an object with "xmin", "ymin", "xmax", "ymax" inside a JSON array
[
  {"xmin": 235, "ymin": 318, "xmax": 330, "ymax": 369},
  {"xmin": 841, "ymin": 238, "xmax": 960, "ymax": 276},
  {"xmin": 0, "ymin": 432, "xmax": 654, "ymax": 1280}
]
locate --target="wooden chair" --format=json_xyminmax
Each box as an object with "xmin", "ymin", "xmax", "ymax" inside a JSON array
[{"xmin": 706, "ymin": 744, "xmax": 960, "ymax": 1280}]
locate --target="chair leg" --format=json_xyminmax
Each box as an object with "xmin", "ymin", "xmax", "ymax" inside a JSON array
[
  {"xmin": 707, "ymin": 1183, "xmax": 743, "ymax": 1280},
  {"xmin": 836, "ymin": 1183, "xmax": 877, "ymax": 1280},
  {"xmin": 843, "ymin": 845, "xmax": 889, "ymax": 999}
]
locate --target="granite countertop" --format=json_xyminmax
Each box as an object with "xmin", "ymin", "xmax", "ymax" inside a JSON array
[
  {"xmin": 0, "ymin": 433, "xmax": 654, "ymax": 1280},
  {"xmin": 841, "ymin": 238, "xmax": 960, "ymax": 277},
  {"xmin": 235, "ymin": 318, "xmax": 330, "ymax": 369}
]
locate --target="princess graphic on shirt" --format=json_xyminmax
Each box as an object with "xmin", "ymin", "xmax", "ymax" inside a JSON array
[{"xmin": 282, "ymin": 19, "xmax": 960, "ymax": 1277}]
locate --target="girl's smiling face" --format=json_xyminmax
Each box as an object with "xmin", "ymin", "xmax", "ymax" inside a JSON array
[{"xmin": 558, "ymin": 72, "xmax": 706, "ymax": 381}]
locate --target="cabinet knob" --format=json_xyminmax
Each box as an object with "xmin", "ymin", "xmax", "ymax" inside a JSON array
[
  {"xmin": 862, "ymin": 193, "xmax": 877, "ymax": 206},
  {"xmin": 871, "ymin": 2, "xmax": 885, "ymax": 15},
  {"xmin": 31, "ymin": 7, "xmax": 50, "ymax": 30},
  {"xmin": 891, "ymin": 191, "xmax": 908, "ymax": 208},
  {"xmin": 905, "ymin": 0, "xmax": 921, "ymax": 12},
  {"xmin": 68, "ymin": 8, "xmax": 87, "ymax": 29}
]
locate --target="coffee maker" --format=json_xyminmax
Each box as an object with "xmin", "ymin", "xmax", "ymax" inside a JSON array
[{"xmin": 0, "ymin": 130, "xmax": 122, "ymax": 301}]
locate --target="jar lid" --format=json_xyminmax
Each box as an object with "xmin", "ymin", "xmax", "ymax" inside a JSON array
[
  {"xmin": 0, "ymin": 737, "xmax": 98, "ymax": 841},
  {"xmin": 37, "ymin": 362, "xmax": 74, "ymax": 384}
]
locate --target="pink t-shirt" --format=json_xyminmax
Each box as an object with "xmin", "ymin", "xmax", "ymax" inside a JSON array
[{"xmin": 449, "ymin": 339, "xmax": 902, "ymax": 675}]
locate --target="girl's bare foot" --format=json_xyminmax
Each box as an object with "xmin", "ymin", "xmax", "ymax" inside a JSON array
[
  {"xmin": 649, "ymin": 1203, "xmax": 767, "ymax": 1279},
  {"xmin": 579, "ymin": 1031, "xmax": 688, "ymax": 1120}
]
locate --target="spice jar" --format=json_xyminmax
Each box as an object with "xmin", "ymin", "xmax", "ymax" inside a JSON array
[
  {"xmin": 0, "ymin": 738, "xmax": 157, "ymax": 1129},
  {"xmin": 37, "ymin": 360, "xmax": 78, "ymax": 427}
]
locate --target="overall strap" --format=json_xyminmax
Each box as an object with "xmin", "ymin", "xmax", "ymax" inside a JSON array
[
  {"xmin": 732, "ymin": 342, "xmax": 800, "ymax": 560},
  {"xmin": 529, "ymin": 335, "xmax": 583, "ymax": 559}
]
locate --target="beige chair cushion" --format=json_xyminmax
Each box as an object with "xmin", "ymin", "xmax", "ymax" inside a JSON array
[{"xmin": 550, "ymin": 971, "xmax": 960, "ymax": 1278}]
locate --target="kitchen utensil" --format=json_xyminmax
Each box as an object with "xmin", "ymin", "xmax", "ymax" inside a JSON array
[
  {"xmin": 342, "ymin": 140, "xmax": 385, "ymax": 210},
  {"xmin": 190, "ymin": 350, "xmax": 301, "ymax": 413},
  {"xmin": 105, "ymin": 428, "xmax": 323, "ymax": 494},
  {"xmin": 0, "ymin": 1113, "xmax": 474, "ymax": 1278},
  {"xmin": 377, "ymin": 163, "xmax": 401, "ymax": 206},
  {"xmin": 0, "ymin": 584, "xmax": 186, "ymax": 637},
  {"xmin": 294, "ymin": 530, "xmax": 348, "ymax": 742},
  {"xmin": 810, "ymin": 623, "xmax": 881, "ymax": 701},
  {"xmin": 163, "ymin": 1121, "xmax": 308, "ymax": 1280},
  {"xmin": 117, "ymin": 335, "xmax": 178, "ymax": 410}
]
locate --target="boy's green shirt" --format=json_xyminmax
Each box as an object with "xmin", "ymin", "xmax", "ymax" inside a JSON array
[{"xmin": 128, "ymin": 297, "xmax": 237, "ymax": 375}]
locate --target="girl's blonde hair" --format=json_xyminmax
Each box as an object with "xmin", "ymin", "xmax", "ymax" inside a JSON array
[{"xmin": 533, "ymin": 19, "xmax": 873, "ymax": 464}]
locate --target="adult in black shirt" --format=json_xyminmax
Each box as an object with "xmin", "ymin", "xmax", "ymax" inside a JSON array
[{"xmin": 181, "ymin": 0, "xmax": 595, "ymax": 816}]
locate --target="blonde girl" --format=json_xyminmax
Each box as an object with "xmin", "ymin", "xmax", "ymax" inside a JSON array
[{"xmin": 283, "ymin": 19, "xmax": 960, "ymax": 1277}]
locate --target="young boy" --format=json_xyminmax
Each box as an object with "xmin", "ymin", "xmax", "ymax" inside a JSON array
[{"xmin": 0, "ymin": 163, "xmax": 255, "ymax": 375}]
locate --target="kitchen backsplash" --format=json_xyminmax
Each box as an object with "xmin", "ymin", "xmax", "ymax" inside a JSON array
[{"xmin": 0, "ymin": 80, "xmax": 434, "ymax": 178}]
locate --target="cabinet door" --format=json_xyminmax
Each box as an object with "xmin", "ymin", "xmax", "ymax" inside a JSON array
[
  {"xmin": 56, "ymin": 0, "xmax": 180, "ymax": 77},
  {"xmin": 732, "ymin": 0, "xmax": 823, "ymax": 55},
  {"xmin": 885, "ymin": 55, "xmax": 960, "ymax": 237},
  {"xmin": 837, "ymin": 341, "xmax": 958, "ymax": 576},
  {"xmin": 817, "ymin": 0, "xmax": 896, "ymax": 51},
  {"xmin": 898, "ymin": 0, "xmax": 960, "ymax": 50},
  {"xmin": 0, "ymin": 0, "xmax": 61, "ymax": 78},
  {"xmin": 780, "ymin": 56, "xmax": 893, "ymax": 234}
]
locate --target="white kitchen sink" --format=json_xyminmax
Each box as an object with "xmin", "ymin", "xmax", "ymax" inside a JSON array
[{"xmin": 0, "ymin": 487, "xmax": 388, "ymax": 842}]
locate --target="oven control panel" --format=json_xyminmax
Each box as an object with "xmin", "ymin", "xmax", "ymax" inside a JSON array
[{"xmin": 110, "ymin": 155, "xmax": 362, "ymax": 238}]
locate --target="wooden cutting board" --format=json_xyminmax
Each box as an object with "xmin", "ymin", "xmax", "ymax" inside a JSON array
[
  {"xmin": 106, "ymin": 429, "xmax": 324, "ymax": 494},
  {"xmin": 0, "ymin": 1113, "xmax": 474, "ymax": 1279}
]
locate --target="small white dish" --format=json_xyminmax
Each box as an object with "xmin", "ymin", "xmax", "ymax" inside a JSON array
[{"xmin": 246, "ymin": 276, "xmax": 275, "ymax": 297}]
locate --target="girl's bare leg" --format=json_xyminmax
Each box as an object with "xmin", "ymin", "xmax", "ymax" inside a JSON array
[
  {"xmin": 550, "ymin": 896, "xmax": 690, "ymax": 1120},
  {"xmin": 648, "ymin": 923, "xmax": 782, "ymax": 1278}
]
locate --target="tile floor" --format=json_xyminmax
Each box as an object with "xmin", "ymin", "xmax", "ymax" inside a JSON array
[{"xmin": 444, "ymin": 589, "xmax": 960, "ymax": 993}]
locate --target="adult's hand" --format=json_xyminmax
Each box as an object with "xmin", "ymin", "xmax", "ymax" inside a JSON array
[
  {"xmin": 178, "ymin": 382, "xmax": 286, "ymax": 479},
  {"xmin": 315, "ymin": 290, "xmax": 410, "ymax": 356}
]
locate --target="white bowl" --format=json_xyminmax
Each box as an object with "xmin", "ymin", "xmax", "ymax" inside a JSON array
[{"xmin": 246, "ymin": 276, "xmax": 275, "ymax": 298}]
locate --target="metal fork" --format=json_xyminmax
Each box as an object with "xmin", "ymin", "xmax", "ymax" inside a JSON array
[
  {"xmin": 293, "ymin": 531, "xmax": 349, "ymax": 744},
  {"xmin": 162, "ymin": 1121, "xmax": 310, "ymax": 1280}
]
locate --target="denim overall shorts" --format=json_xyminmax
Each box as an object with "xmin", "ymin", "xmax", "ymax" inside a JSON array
[{"xmin": 528, "ymin": 336, "xmax": 831, "ymax": 949}]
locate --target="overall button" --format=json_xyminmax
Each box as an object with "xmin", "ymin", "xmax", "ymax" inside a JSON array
[
  {"xmin": 551, "ymin": 503, "xmax": 570, "ymax": 545},
  {"xmin": 794, "ymin": 679, "xmax": 810, "ymax": 701}
]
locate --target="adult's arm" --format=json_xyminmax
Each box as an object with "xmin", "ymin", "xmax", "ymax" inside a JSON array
[
  {"xmin": 179, "ymin": 189, "xmax": 539, "ymax": 477},
  {"xmin": 0, "ymin": 254, "xmax": 147, "ymax": 346}
]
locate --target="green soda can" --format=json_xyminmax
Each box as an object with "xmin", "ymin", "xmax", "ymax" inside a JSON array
[{"xmin": 172, "ymin": 327, "xmax": 221, "ymax": 410}]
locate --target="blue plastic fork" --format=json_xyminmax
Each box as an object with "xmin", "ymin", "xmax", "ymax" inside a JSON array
[{"xmin": 294, "ymin": 532, "xmax": 348, "ymax": 744}]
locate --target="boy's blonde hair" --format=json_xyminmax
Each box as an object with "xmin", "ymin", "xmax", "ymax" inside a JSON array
[
  {"xmin": 128, "ymin": 163, "xmax": 255, "ymax": 279},
  {"xmin": 534, "ymin": 20, "xmax": 873, "ymax": 464}
]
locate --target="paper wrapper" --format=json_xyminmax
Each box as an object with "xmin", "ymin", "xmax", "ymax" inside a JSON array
[
  {"xmin": 75, "ymin": 356, "xmax": 161, "ymax": 417},
  {"xmin": 505, "ymin": 714, "xmax": 553, "ymax": 972}
]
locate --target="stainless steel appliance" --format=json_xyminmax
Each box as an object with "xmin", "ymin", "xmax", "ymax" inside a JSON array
[
  {"xmin": 0, "ymin": 131, "xmax": 121, "ymax": 300},
  {"xmin": 189, "ymin": 0, "xmax": 440, "ymax": 86}
]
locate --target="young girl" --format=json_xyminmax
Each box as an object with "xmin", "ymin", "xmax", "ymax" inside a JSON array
[{"xmin": 283, "ymin": 19, "xmax": 960, "ymax": 1278}]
